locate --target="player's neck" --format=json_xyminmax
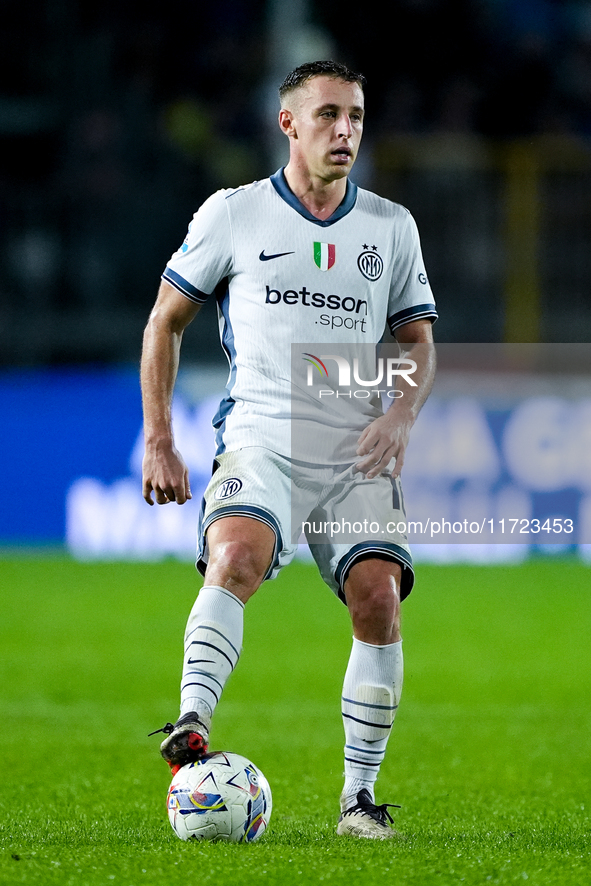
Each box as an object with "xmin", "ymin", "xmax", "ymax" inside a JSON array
[{"xmin": 283, "ymin": 163, "xmax": 348, "ymax": 221}]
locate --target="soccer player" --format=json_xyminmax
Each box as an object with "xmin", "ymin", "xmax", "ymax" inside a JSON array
[{"xmin": 141, "ymin": 60, "xmax": 437, "ymax": 839}]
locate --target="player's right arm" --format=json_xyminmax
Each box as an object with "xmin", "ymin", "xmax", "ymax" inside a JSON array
[{"xmin": 141, "ymin": 280, "xmax": 202, "ymax": 505}]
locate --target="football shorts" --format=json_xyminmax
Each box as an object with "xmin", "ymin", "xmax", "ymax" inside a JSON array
[{"xmin": 196, "ymin": 446, "xmax": 414, "ymax": 602}]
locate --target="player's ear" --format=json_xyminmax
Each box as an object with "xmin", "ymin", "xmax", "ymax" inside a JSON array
[{"xmin": 278, "ymin": 108, "xmax": 297, "ymax": 139}]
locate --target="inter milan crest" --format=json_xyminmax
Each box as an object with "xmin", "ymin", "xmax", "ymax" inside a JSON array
[
  {"xmin": 357, "ymin": 245, "xmax": 384, "ymax": 281},
  {"xmin": 313, "ymin": 242, "xmax": 336, "ymax": 271},
  {"xmin": 214, "ymin": 478, "xmax": 243, "ymax": 500}
]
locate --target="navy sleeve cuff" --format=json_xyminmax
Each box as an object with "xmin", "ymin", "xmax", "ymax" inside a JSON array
[
  {"xmin": 388, "ymin": 303, "xmax": 438, "ymax": 334},
  {"xmin": 162, "ymin": 267, "xmax": 209, "ymax": 304}
]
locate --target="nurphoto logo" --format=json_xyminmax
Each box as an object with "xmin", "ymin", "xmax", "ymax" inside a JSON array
[{"xmin": 303, "ymin": 354, "xmax": 417, "ymax": 387}]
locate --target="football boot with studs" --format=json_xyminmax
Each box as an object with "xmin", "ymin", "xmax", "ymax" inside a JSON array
[
  {"xmin": 149, "ymin": 711, "xmax": 210, "ymax": 775},
  {"xmin": 337, "ymin": 788, "xmax": 401, "ymax": 840}
]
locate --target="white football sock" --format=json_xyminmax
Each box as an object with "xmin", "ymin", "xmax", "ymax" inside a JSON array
[
  {"xmin": 179, "ymin": 585, "xmax": 244, "ymax": 726},
  {"xmin": 340, "ymin": 637, "xmax": 403, "ymax": 811}
]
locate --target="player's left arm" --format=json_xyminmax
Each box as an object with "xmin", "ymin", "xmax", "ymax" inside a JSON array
[{"xmin": 355, "ymin": 318, "xmax": 436, "ymax": 479}]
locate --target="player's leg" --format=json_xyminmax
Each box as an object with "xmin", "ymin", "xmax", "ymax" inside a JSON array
[
  {"xmin": 181, "ymin": 513, "xmax": 276, "ymax": 716},
  {"xmin": 308, "ymin": 466, "xmax": 411, "ymax": 837},
  {"xmin": 340, "ymin": 558, "xmax": 402, "ymax": 799},
  {"xmin": 336, "ymin": 558, "xmax": 404, "ymax": 838},
  {"xmin": 155, "ymin": 515, "xmax": 275, "ymax": 772},
  {"xmin": 152, "ymin": 446, "xmax": 295, "ymax": 771}
]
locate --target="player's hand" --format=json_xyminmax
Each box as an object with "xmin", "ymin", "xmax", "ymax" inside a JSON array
[
  {"xmin": 354, "ymin": 413, "xmax": 412, "ymax": 480},
  {"xmin": 142, "ymin": 441, "xmax": 192, "ymax": 505}
]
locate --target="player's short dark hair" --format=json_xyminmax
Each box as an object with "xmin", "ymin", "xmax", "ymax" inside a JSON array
[{"xmin": 279, "ymin": 60, "xmax": 366, "ymax": 103}]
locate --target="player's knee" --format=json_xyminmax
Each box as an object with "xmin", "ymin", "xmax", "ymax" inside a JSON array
[
  {"xmin": 206, "ymin": 539, "xmax": 270, "ymax": 599},
  {"xmin": 345, "ymin": 559, "xmax": 401, "ymax": 603},
  {"xmin": 344, "ymin": 565, "xmax": 401, "ymax": 643},
  {"xmin": 351, "ymin": 582, "xmax": 400, "ymax": 621},
  {"xmin": 349, "ymin": 588, "xmax": 401, "ymax": 644}
]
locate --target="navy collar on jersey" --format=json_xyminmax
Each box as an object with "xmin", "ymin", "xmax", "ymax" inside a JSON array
[{"xmin": 270, "ymin": 168, "xmax": 358, "ymax": 227}]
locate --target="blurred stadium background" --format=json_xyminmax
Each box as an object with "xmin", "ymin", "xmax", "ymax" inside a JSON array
[{"xmin": 2, "ymin": 0, "xmax": 591, "ymax": 559}]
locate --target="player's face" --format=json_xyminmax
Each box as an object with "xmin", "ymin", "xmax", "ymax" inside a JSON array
[{"xmin": 286, "ymin": 76, "xmax": 364, "ymax": 183}]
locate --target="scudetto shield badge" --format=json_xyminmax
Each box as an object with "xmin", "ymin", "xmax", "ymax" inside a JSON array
[{"xmin": 314, "ymin": 242, "xmax": 336, "ymax": 271}]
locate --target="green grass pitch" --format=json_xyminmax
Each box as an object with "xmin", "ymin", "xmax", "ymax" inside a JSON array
[{"xmin": 0, "ymin": 555, "xmax": 589, "ymax": 885}]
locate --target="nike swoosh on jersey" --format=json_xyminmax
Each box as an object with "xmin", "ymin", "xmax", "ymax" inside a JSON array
[{"xmin": 259, "ymin": 250, "xmax": 295, "ymax": 261}]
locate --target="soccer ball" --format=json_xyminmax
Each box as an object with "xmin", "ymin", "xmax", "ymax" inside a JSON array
[{"xmin": 167, "ymin": 751, "xmax": 272, "ymax": 842}]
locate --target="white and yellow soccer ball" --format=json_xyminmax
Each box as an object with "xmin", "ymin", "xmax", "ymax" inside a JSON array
[{"xmin": 167, "ymin": 751, "xmax": 272, "ymax": 842}]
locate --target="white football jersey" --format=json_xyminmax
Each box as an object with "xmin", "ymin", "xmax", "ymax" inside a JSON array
[{"xmin": 163, "ymin": 169, "xmax": 437, "ymax": 459}]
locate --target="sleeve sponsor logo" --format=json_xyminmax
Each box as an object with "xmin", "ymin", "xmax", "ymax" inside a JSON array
[{"xmin": 180, "ymin": 221, "xmax": 193, "ymax": 254}]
